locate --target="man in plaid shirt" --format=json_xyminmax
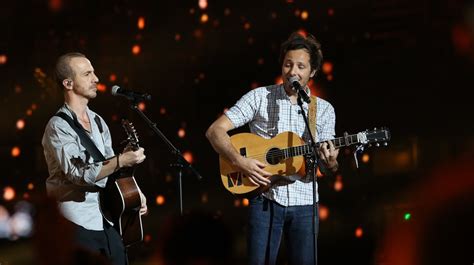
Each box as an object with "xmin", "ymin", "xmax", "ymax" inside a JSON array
[{"xmin": 206, "ymin": 32, "xmax": 339, "ymax": 265}]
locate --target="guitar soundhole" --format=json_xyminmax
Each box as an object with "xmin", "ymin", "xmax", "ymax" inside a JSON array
[{"xmin": 266, "ymin": 148, "xmax": 284, "ymax": 165}]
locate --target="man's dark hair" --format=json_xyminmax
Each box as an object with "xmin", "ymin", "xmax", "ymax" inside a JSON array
[
  {"xmin": 279, "ymin": 32, "xmax": 323, "ymax": 74},
  {"xmin": 55, "ymin": 52, "xmax": 86, "ymax": 89}
]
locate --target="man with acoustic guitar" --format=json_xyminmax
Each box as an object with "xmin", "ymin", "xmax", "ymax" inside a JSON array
[
  {"xmin": 206, "ymin": 32, "xmax": 339, "ymax": 264},
  {"xmin": 42, "ymin": 52, "xmax": 147, "ymax": 265}
]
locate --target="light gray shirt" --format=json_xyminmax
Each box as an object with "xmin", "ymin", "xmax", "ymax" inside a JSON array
[
  {"xmin": 225, "ymin": 84, "xmax": 336, "ymax": 206},
  {"xmin": 42, "ymin": 104, "xmax": 114, "ymax": 231}
]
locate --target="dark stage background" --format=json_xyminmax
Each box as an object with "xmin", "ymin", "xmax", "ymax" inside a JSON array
[{"xmin": 0, "ymin": 0, "xmax": 473, "ymax": 264}]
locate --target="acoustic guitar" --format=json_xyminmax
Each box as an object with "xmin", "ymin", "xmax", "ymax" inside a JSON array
[
  {"xmin": 219, "ymin": 128, "xmax": 390, "ymax": 196},
  {"xmin": 99, "ymin": 120, "xmax": 143, "ymax": 247}
]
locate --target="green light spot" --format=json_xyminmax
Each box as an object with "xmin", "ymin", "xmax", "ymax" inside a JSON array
[{"xmin": 404, "ymin": 213, "xmax": 411, "ymax": 221}]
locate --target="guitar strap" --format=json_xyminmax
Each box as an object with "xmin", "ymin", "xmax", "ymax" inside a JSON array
[
  {"xmin": 308, "ymin": 95, "xmax": 317, "ymax": 142},
  {"xmin": 55, "ymin": 112, "xmax": 106, "ymax": 162}
]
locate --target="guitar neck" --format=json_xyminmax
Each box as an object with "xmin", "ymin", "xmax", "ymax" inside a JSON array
[{"xmin": 285, "ymin": 133, "xmax": 361, "ymax": 158}]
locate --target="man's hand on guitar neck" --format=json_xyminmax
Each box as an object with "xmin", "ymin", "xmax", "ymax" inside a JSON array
[
  {"xmin": 233, "ymin": 156, "xmax": 272, "ymax": 186},
  {"xmin": 317, "ymin": 141, "xmax": 339, "ymax": 173},
  {"xmin": 118, "ymin": 147, "xmax": 146, "ymax": 168}
]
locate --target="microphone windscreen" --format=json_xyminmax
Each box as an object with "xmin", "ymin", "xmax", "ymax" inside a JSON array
[
  {"xmin": 111, "ymin": 85, "xmax": 120, "ymax": 95},
  {"xmin": 289, "ymin": 76, "xmax": 299, "ymax": 84}
]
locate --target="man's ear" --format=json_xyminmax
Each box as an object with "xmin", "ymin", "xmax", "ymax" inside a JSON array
[
  {"xmin": 63, "ymin": 79, "xmax": 73, "ymax": 89},
  {"xmin": 310, "ymin": 69, "xmax": 317, "ymax": 78}
]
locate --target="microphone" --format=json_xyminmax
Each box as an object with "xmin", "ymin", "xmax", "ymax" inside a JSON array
[
  {"xmin": 289, "ymin": 76, "xmax": 311, "ymax": 104},
  {"xmin": 111, "ymin": 85, "xmax": 151, "ymax": 101}
]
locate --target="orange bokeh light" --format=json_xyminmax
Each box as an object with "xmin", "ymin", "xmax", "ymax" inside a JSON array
[
  {"xmin": 16, "ymin": 119, "xmax": 25, "ymax": 130},
  {"xmin": 200, "ymin": 14, "xmax": 209, "ymax": 23},
  {"xmin": 156, "ymin": 195, "xmax": 165, "ymax": 205},
  {"xmin": 319, "ymin": 205, "xmax": 329, "ymax": 220},
  {"xmin": 244, "ymin": 22, "xmax": 251, "ymax": 30},
  {"xmin": 137, "ymin": 17, "xmax": 145, "ymax": 29},
  {"xmin": 199, "ymin": 0, "xmax": 208, "ymax": 10},
  {"xmin": 322, "ymin": 62, "xmax": 333, "ymax": 74},
  {"xmin": 11, "ymin": 146, "xmax": 21, "ymax": 157},
  {"xmin": 362, "ymin": 153, "xmax": 370, "ymax": 163},
  {"xmin": 27, "ymin": 183, "xmax": 34, "ymax": 190},
  {"xmin": 109, "ymin": 74, "xmax": 117, "ymax": 82},
  {"xmin": 178, "ymin": 128, "xmax": 186, "ymax": 138},
  {"xmin": 0, "ymin": 54, "xmax": 7, "ymax": 65},
  {"xmin": 301, "ymin": 10, "xmax": 309, "ymax": 20},
  {"xmin": 242, "ymin": 198, "xmax": 249, "ymax": 207},
  {"xmin": 334, "ymin": 175, "xmax": 343, "ymax": 191},
  {"xmin": 160, "ymin": 107, "xmax": 166, "ymax": 115},
  {"xmin": 97, "ymin": 83, "xmax": 106, "ymax": 92},
  {"xmin": 3, "ymin": 186, "xmax": 15, "ymax": 201},
  {"xmin": 132, "ymin": 45, "xmax": 141, "ymax": 55},
  {"xmin": 183, "ymin": 151, "xmax": 194, "ymax": 164},
  {"xmin": 138, "ymin": 102, "xmax": 146, "ymax": 111},
  {"xmin": 234, "ymin": 199, "xmax": 241, "ymax": 207},
  {"xmin": 355, "ymin": 227, "xmax": 364, "ymax": 238}
]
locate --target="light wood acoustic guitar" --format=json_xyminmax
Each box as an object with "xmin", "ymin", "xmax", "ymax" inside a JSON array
[
  {"xmin": 99, "ymin": 120, "xmax": 143, "ymax": 247},
  {"xmin": 219, "ymin": 128, "xmax": 390, "ymax": 196}
]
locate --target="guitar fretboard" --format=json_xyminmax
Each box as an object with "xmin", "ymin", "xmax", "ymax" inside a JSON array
[{"xmin": 282, "ymin": 134, "xmax": 360, "ymax": 159}]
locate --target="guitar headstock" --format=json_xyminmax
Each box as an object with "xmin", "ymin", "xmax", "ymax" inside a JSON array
[
  {"xmin": 362, "ymin": 127, "xmax": 391, "ymax": 147},
  {"xmin": 121, "ymin": 119, "xmax": 140, "ymax": 149}
]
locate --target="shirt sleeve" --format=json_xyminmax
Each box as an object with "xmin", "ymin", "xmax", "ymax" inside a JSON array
[
  {"xmin": 225, "ymin": 88, "xmax": 260, "ymax": 128},
  {"xmin": 43, "ymin": 118, "xmax": 103, "ymax": 186}
]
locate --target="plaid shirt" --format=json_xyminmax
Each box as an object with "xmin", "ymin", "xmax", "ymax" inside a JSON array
[{"xmin": 225, "ymin": 84, "xmax": 336, "ymax": 206}]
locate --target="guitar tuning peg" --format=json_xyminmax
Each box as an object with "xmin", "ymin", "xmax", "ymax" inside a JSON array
[
  {"xmin": 374, "ymin": 127, "xmax": 377, "ymax": 130},
  {"xmin": 368, "ymin": 144, "xmax": 372, "ymax": 148},
  {"xmin": 384, "ymin": 142, "xmax": 388, "ymax": 146},
  {"xmin": 375, "ymin": 143, "xmax": 380, "ymax": 147}
]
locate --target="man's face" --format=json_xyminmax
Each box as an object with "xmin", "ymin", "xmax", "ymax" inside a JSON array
[
  {"xmin": 281, "ymin": 48, "xmax": 316, "ymax": 93},
  {"xmin": 69, "ymin": 57, "xmax": 99, "ymax": 99}
]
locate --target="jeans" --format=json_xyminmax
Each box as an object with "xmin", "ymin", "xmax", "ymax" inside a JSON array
[{"xmin": 247, "ymin": 195, "xmax": 319, "ymax": 265}]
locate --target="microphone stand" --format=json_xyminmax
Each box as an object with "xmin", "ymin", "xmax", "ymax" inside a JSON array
[
  {"xmin": 295, "ymin": 88, "xmax": 318, "ymax": 265},
  {"xmin": 129, "ymin": 101, "xmax": 202, "ymax": 216}
]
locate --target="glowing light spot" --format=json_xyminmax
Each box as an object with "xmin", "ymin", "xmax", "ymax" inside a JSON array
[
  {"xmin": 97, "ymin": 83, "xmax": 106, "ymax": 93},
  {"xmin": 362, "ymin": 153, "xmax": 370, "ymax": 163},
  {"xmin": 319, "ymin": 205, "xmax": 329, "ymax": 220},
  {"xmin": 244, "ymin": 22, "xmax": 251, "ymax": 30},
  {"xmin": 183, "ymin": 151, "xmax": 194, "ymax": 164},
  {"xmin": 26, "ymin": 109, "xmax": 32, "ymax": 116},
  {"xmin": 16, "ymin": 119, "xmax": 25, "ymax": 130},
  {"xmin": 242, "ymin": 198, "xmax": 249, "ymax": 207},
  {"xmin": 23, "ymin": 193, "xmax": 30, "ymax": 200},
  {"xmin": 193, "ymin": 29, "xmax": 203, "ymax": 39},
  {"xmin": 301, "ymin": 10, "xmax": 309, "ymax": 20},
  {"xmin": 234, "ymin": 199, "xmax": 241, "ymax": 207},
  {"xmin": 109, "ymin": 74, "xmax": 117, "ymax": 82},
  {"xmin": 198, "ymin": 0, "xmax": 208, "ymax": 10},
  {"xmin": 201, "ymin": 193, "xmax": 208, "ymax": 203},
  {"xmin": 132, "ymin": 45, "xmax": 141, "ymax": 55},
  {"xmin": 322, "ymin": 62, "xmax": 333, "ymax": 74},
  {"xmin": 11, "ymin": 146, "xmax": 21, "ymax": 157},
  {"xmin": 0, "ymin": 54, "xmax": 7, "ymax": 65},
  {"xmin": 31, "ymin": 104, "xmax": 37, "ymax": 110},
  {"xmin": 175, "ymin": 33, "xmax": 181, "ymax": 41},
  {"xmin": 27, "ymin": 183, "xmax": 34, "ymax": 190},
  {"xmin": 15, "ymin": 85, "xmax": 22, "ymax": 93},
  {"xmin": 189, "ymin": 8, "xmax": 196, "ymax": 14},
  {"xmin": 3, "ymin": 187, "xmax": 15, "ymax": 201},
  {"xmin": 48, "ymin": 0, "xmax": 62, "ymax": 12},
  {"xmin": 160, "ymin": 107, "xmax": 167, "ymax": 115},
  {"xmin": 200, "ymin": 14, "xmax": 209, "ymax": 23},
  {"xmin": 137, "ymin": 17, "xmax": 145, "ymax": 30},
  {"xmin": 155, "ymin": 195, "xmax": 165, "ymax": 205},
  {"xmin": 275, "ymin": 75, "xmax": 283, "ymax": 84},
  {"xmin": 178, "ymin": 128, "xmax": 186, "ymax": 138},
  {"xmin": 355, "ymin": 227, "xmax": 363, "ymax": 238},
  {"xmin": 328, "ymin": 8, "xmax": 335, "ymax": 16},
  {"xmin": 334, "ymin": 175, "xmax": 343, "ymax": 191},
  {"xmin": 224, "ymin": 8, "xmax": 231, "ymax": 16},
  {"xmin": 297, "ymin": 29, "xmax": 308, "ymax": 37},
  {"xmin": 294, "ymin": 9, "xmax": 301, "ymax": 16},
  {"xmin": 144, "ymin": 234, "xmax": 152, "ymax": 243},
  {"xmin": 327, "ymin": 74, "xmax": 334, "ymax": 81},
  {"xmin": 138, "ymin": 102, "xmax": 146, "ymax": 111},
  {"xmin": 404, "ymin": 213, "xmax": 411, "ymax": 221}
]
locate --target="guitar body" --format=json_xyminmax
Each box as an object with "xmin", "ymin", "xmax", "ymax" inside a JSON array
[
  {"xmin": 99, "ymin": 168, "xmax": 143, "ymax": 247},
  {"xmin": 219, "ymin": 132, "xmax": 306, "ymax": 196}
]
